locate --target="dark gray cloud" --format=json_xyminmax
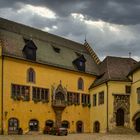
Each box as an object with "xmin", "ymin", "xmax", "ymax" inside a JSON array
[
  {"xmin": 0, "ymin": 0, "xmax": 140, "ymax": 61},
  {"xmin": 0, "ymin": 0, "xmax": 140, "ymax": 25}
]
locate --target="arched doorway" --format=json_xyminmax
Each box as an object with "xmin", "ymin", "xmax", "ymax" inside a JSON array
[
  {"xmin": 44, "ymin": 120, "xmax": 54, "ymax": 134},
  {"xmin": 76, "ymin": 121, "xmax": 83, "ymax": 133},
  {"xmin": 45, "ymin": 120, "xmax": 54, "ymax": 128},
  {"xmin": 94, "ymin": 121, "xmax": 100, "ymax": 133},
  {"xmin": 116, "ymin": 108, "xmax": 124, "ymax": 126},
  {"xmin": 136, "ymin": 118, "xmax": 140, "ymax": 132},
  {"xmin": 8, "ymin": 118, "xmax": 19, "ymax": 134},
  {"xmin": 62, "ymin": 120, "xmax": 69, "ymax": 128},
  {"xmin": 29, "ymin": 119, "xmax": 39, "ymax": 131}
]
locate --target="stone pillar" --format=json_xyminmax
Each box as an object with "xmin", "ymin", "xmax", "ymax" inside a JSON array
[{"xmin": 55, "ymin": 109, "xmax": 63, "ymax": 127}]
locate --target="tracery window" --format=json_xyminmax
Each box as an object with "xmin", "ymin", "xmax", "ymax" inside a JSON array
[
  {"xmin": 27, "ymin": 68, "xmax": 35, "ymax": 83},
  {"xmin": 78, "ymin": 77, "xmax": 84, "ymax": 90}
]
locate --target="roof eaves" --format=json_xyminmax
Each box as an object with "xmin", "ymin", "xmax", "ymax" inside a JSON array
[
  {"xmin": 3, "ymin": 53, "xmax": 99, "ymax": 76},
  {"xmin": 89, "ymin": 78, "xmax": 131, "ymax": 90}
]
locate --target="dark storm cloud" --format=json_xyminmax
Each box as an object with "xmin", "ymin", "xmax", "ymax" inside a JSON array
[
  {"xmin": 0, "ymin": 0, "xmax": 140, "ymax": 60},
  {"xmin": 1, "ymin": 0, "xmax": 140, "ymax": 25}
]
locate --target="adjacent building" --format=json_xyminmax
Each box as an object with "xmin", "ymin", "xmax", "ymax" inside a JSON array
[{"xmin": 0, "ymin": 18, "xmax": 140, "ymax": 134}]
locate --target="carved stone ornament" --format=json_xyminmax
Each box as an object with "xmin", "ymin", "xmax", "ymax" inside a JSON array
[{"xmin": 112, "ymin": 94, "xmax": 130, "ymax": 128}]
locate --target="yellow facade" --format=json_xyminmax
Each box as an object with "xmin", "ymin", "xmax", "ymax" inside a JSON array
[
  {"xmin": 130, "ymin": 70, "xmax": 140, "ymax": 130},
  {"xmin": 2, "ymin": 56, "xmax": 140, "ymax": 134},
  {"xmin": 90, "ymin": 83, "xmax": 107, "ymax": 133},
  {"xmin": 1, "ymin": 18, "xmax": 140, "ymax": 135},
  {"xmin": 0, "ymin": 42, "xmax": 2, "ymax": 133},
  {"xmin": 2, "ymin": 57, "xmax": 95, "ymax": 134},
  {"xmin": 90, "ymin": 81, "xmax": 132, "ymax": 133}
]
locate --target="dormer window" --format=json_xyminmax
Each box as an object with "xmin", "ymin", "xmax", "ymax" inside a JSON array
[
  {"xmin": 23, "ymin": 38, "xmax": 37, "ymax": 61},
  {"xmin": 53, "ymin": 46, "xmax": 60, "ymax": 53},
  {"xmin": 73, "ymin": 55, "xmax": 86, "ymax": 72}
]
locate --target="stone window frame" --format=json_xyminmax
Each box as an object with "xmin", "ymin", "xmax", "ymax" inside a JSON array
[
  {"xmin": 81, "ymin": 93, "xmax": 90, "ymax": 106},
  {"xmin": 32, "ymin": 87, "xmax": 49, "ymax": 103},
  {"xmin": 27, "ymin": 68, "xmax": 36, "ymax": 83},
  {"xmin": 78, "ymin": 77, "xmax": 84, "ymax": 90},
  {"xmin": 11, "ymin": 84, "xmax": 30, "ymax": 101},
  {"xmin": 67, "ymin": 92, "xmax": 80, "ymax": 105}
]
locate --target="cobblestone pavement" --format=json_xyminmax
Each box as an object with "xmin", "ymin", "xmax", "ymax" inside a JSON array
[{"xmin": 0, "ymin": 134, "xmax": 140, "ymax": 140}]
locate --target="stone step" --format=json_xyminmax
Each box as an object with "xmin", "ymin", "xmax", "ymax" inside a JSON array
[{"xmin": 109, "ymin": 127, "xmax": 137, "ymax": 134}]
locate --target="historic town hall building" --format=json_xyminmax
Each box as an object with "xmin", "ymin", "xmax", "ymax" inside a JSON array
[{"xmin": 0, "ymin": 17, "xmax": 140, "ymax": 134}]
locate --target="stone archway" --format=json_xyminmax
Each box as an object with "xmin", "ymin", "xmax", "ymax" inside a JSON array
[
  {"xmin": 29, "ymin": 119, "xmax": 39, "ymax": 131},
  {"xmin": 136, "ymin": 118, "xmax": 140, "ymax": 132},
  {"xmin": 8, "ymin": 118, "xmax": 19, "ymax": 134},
  {"xmin": 132, "ymin": 111, "xmax": 140, "ymax": 132},
  {"xmin": 112, "ymin": 94, "xmax": 130, "ymax": 128},
  {"xmin": 94, "ymin": 121, "xmax": 100, "ymax": 133},
  {"xmin": 45, "ymin": 120, "xmax": 54, "ymax": 128},
  {"xmin": 76, "ymin": 121, "xmax": 83, "ymax": 133}
]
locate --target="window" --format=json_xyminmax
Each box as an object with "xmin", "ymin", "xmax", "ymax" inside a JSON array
[
  {"xmin": 8, "ymin": 118, "xmax": 19, "ymax": 132},
  {"xmin": 11, "ymin": 84, "xmax": 30, "ymax": 101},
  {"xmin": 93, "ymin": 94, "xmax": 97, "ymax": 106},
  {"xmin": 126, "ymin": 86, "xmax": 131, "ymax": 94},
  {"xmin": 98, "ymin": 91, "xmax": 104, "ymax": 105},
  {"xmin": 32, "ymin": 87, "xmax": 49, "ymax": 103},
  {"xmin": 23, "ymin": 39, "xmax": 37, "ymax": 61},
  {"xmin": 137, "ymin": 87, "xmax": 140, "ymax": 104},
  {"xmin": 72, "ymin": 55, "xmax": 86, "ymax": 71},
  {"xmin": 81, "ymin": 94, "xmax": 90, "ymax": 106},
  {"xmin": 67, "ymin": 92, "xmax": 80, "ymax": 105},
  {"xmin": 78, "ymin": 78, "xmax": 84, "ymax": 90},
  {"xmin": 27, "ymin": 68, "xmax": 35, "ymax": 83}
]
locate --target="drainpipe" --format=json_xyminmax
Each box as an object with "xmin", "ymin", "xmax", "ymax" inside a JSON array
[
  {"xmin": 106, "ymin": 82, "xmax": 109, "ymax": 132},
  {"xmin": 1, "ymin": 55, "xmax": 4, "ymax": 134}
]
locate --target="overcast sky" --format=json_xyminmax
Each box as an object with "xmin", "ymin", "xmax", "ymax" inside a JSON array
[{"xmin": 0, "ymin": 0, "xmax": 140, "ymax": 61}]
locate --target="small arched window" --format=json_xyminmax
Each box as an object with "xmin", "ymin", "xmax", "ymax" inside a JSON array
[
  {"xmin": 27, "ymin": 68, "xmax": 35, "ymax": 83},
  {"xmin": 78, "ymin": 77, "xmax": 84, "ymax": 90}
]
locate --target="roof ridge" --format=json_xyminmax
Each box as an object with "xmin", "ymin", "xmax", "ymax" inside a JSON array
[
  {"xmin": 106, "ymin": 57, "xmax": 111, "ymax": 79},
  {"xmin": 106, "ymin": 55, "xmax": 136, "ymax": 60}
]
